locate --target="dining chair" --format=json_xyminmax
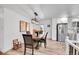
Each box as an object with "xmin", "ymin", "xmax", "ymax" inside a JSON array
[
  {"xmin": 39, "ymin": 32, "xmax": 48, "ymax": 48},
  {"xmin": 22, "ymin": 34, "xmax": 35, "ymax": 55}
]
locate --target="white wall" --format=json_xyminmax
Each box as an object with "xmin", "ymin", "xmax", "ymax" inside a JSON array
[
  {"xmin": 52, "ymin": 17, "xmax": 68, "ymax": 40},
  {"xmin": 39, "ymin": 19, "xmax": 52, "ymax": 39},
  {"xmin": 72, "ymin": 18, "xmax": 79, "ymax": 22},
  {"xmin": 57, "ymin": 17, "xmax": 68, "ymax": 23},
  {"xmin": 33, "ymin": 23, "xmax": 41, "ymax": 30},
  {"xmin": 52, "ymin": 18, "xmax": 57, "ymax": 40},
  {"xmin": 0, "ymin": 7, "xmax": 4, "ymax": 51},
  {"xmin": 39, "ymin": 17, "xmax": 67, "ymax": 40},
  {"xmin": 39, "ymin": 17, "xmax": 68, "ymax": 40},
  {"xmin": 1, "ymin": 8, "xmax": 32, "ymax": 52}
]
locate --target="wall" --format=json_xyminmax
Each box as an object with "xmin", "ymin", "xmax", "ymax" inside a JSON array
[
  {"xmin": 33, "ymin": 23, "xmax": 41, "ymax": 30},
  {"xmin": 52, "ymin": 17, "xmax": 68, "ymax": 40},
  {"xmin": 52, "ymin": 18, "xmax": 57, "ymax": 40},
  {"xmin": 39, "ymin": 17, "xmax": 67, "ymax": 40},
  {"xmin": 0, "ymin": 7, "xmax": 4, "ymax": 51},
  {"xmin": 1, "ymin": 8, "xmax": 31, "ymax": 52},
  {"xmin": 39, "ymin": 17, "xmax": 68, "ymax": 40},
  {"xmin": 57, "ymin": 17, "xmax": 68, "ymax": 23},
  {"xmin": 39, "ymin": 19, "xmax": 52, "ymax": 39}
]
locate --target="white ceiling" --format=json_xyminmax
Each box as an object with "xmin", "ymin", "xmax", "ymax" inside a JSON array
[
  {"xmin": 1, "ymin": 4, "xmax": 79, "ymax": 20},
  {"xmin": 40, "ymin": 4, "xmax": 79, "ymax": 19}
]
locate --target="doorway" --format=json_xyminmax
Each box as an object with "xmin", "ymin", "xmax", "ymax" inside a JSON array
[{"xmin": 56, "ymin": 23, "xmax": 68, "ymax": 42}]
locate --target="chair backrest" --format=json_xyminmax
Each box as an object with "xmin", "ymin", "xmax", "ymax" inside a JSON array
[
  {"xmin": 45, "ymin": 32, "xmax": 48, "ymax": 40},
  {"xmin": 22, "ymin": 34, "xmax": 33, "ymax": 45}
]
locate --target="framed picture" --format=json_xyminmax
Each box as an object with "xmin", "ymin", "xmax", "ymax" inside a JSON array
[{"xmin": 20, "ymin": 20, "xmax": 27, "ymax": 32}]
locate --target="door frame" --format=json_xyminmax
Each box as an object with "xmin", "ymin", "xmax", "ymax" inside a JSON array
[{"xmin": 56, "ymin": 23, "xmax": 67, "ymax": 41}]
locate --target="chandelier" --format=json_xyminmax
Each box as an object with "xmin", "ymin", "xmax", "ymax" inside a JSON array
[{"xmin": 31, "ymin": 12, "xmax": 39, "ymax": 24}]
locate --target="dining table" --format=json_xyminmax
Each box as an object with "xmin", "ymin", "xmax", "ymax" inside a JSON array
[{"xmin": 32, "ymin": 34, "xmax": 43, "ymax": 49}]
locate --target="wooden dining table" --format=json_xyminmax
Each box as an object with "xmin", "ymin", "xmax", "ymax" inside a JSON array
[{"xmin": 32, "ymin": 35, "xmax": 43, "ymax": 49}]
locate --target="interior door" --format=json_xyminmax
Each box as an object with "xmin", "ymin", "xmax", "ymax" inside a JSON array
[{"xmin": 57, "ymin": 23, "xmax": 67, "ymax": 42}]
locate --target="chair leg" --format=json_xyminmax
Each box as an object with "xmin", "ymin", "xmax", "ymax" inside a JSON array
[
  {"xmin": 24, "ymin": 47, "xmax": 26, "ymax": 55},
  {"xmin": 32, "ymin": 46, "xmax": 34, "ymax": 55},
  {"xmin": 35, "ymin": 41, "xmax": 39, "ymax": 49},
  {"xmin": 44, "ymin": 41, "xmax": 46, "ymax": 48}
]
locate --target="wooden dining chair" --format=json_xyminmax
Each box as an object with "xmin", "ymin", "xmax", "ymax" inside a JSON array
[
  {"xmin": 22, "ymin": 34, "xmax": 34, "ymax": 55},
  {"xmin": 39, "ymin": 32, "xmax": 48, "ymax": 48}
]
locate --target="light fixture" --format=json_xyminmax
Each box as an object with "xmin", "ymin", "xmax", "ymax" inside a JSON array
[
  {"xmin": 34, "ymin": 12, "xmax": 38, "ymax": 16},
  {"xmin": 31, "ymin": 12, "xmax": 39, "ymax": 24}
]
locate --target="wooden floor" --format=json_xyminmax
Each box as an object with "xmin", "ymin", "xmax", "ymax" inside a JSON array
[
  {"xmin": 0, "ymin": 51, "xmax": 4, "ymax": 55},
  {"xmin": 4, "ymin": 40, "xmax": 66, "ymax": 55}
]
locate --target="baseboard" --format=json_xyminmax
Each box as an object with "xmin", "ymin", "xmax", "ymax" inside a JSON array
[
  {"xmin": 47, "ymin": 38, "xmax": 52, "ymax": 40},
  {"xmin": 0, "ymin": 47, "xmax": 12, "ymax": 53}
]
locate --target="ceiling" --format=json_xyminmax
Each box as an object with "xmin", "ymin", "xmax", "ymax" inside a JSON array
[
  {"xmin": 40, "ymin": 4, "xmax": 79, "ymax": 19},
  {"xmin": 1, "ymin": 4, "xmax": 79, "ymax": 20}
]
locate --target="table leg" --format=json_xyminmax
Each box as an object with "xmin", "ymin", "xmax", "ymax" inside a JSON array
[{"xmin": 35, "ymin": 41, "xmax": 39, "ymax": 49}]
